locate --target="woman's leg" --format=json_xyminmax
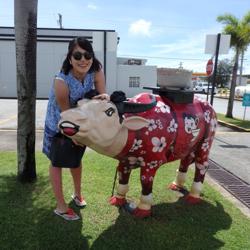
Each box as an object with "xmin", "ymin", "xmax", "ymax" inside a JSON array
[
  {"xmin": 49, "ymin": 165, "xmax": 67, "ymax": 212},
  {"xmin": 70, "ymin": 163, "xmax": 82, "ymax": 197}
]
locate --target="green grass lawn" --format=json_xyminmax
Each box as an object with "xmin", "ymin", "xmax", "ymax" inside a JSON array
[
  {"xmin": 0, "ymin": 151, "xmax": 250, "ymax": 250},
  {"xmin": 217, "ymin": 113, "xmax": 250, "ymax": 130}
]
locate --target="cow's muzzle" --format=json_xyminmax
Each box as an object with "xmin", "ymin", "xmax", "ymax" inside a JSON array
[{"xmin": 59, "ymin": 121, "xmax": 79, "ymax": 136}]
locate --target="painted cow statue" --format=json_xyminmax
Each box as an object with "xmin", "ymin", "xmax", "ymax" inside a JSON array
[{"xmin": 59, "ymin": 91, "xmax": 217, "ymax": 218}]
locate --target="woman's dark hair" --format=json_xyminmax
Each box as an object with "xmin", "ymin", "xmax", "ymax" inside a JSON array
[{"xmin": 61, "ymin": 37, "xmax": 102, "ymax": 74}]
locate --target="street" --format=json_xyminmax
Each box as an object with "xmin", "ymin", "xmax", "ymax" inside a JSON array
[
  {"xmin": 196, "ymin": 94, "xmax": 250, "ymax": 121},
  {"xmin": 0, "ymin": 95, "xmax": 249, "ymax": 131}
]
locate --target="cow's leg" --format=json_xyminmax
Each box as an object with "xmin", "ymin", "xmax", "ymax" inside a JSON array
[
  {"xmin": 187, "ymin": 113, "xmax": 217, "ymax": 204},
  {"xmin": 109, "ymin": 163, "xmax": 131, "ymax": 207},
  {"xmin": 169, "ymin": 153, "xmax": 195, "ymax": 195},
  {"xmin": 187, "ymin": 137, "xmax": 214, "ymax": 204},
  {"xmin": 132, "ymin": 167, "xmax": 158, "ymax": 218},
  {"xmin": 186, "ymin": 107, "xmax": 217, "ymax": 204},
  {"xmin": 186, "ymin": 157, "xmax": 209, "ymax": 204}
]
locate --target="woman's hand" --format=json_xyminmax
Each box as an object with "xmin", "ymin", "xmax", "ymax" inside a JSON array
[{"xmin": 92, "ymin": 93, "xmax": 110, "ymax": 101}]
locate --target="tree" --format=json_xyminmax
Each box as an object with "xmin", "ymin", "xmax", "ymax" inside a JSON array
[
  {"xmin": 208, "ymin": 59, "xmax": 233, "ymax": 88},
  {"xmin": 217, "ymin": 11, "xmax": 250, "ymax": 118},
  {"xmin": 14, "ymin": 0, "xmax": 38, "ymax": 182}
]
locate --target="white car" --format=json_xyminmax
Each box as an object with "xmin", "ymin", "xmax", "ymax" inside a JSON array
[
  {"xmin": 235, "ymin": 85, "xmax": 250, "ymax": 98},
  {"xmin": 194, "ymin": 82, "xmax": 217, "ymax": 94}
]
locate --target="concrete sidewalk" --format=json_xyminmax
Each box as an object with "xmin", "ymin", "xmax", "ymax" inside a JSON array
[
  {"xmin": 0, "ymin": 99, "xmax": 47, "ymax": 130},
  {"xmin": 210, "ymin": 126, "xmax": 250, "ymax": 185}
]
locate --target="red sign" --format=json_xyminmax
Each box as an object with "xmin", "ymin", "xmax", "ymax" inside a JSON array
[{"xmin": 206, "ymin": 59, "xmax": 213, "ymax": 76}]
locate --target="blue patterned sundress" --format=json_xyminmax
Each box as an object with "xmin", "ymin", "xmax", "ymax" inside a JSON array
[{"xmin": 42, "ymin": 71, "xmax": 94, "ymax": 158}]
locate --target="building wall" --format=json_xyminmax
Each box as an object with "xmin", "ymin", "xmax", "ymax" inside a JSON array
[
  {"xmin": 0, "ymin": 27, "xmax": 117, "ymax": 98},
  {"xmin": 116, "ymin": 64, "xmax": 157, "ymax": 97},
  {"xmin": 236, "ymin": 76, "xmax": 248, "ymax": 86},
  {"xmin": 93, "ymin": 31, "xmax": 118, "ymax": 94},
  {"xmin": 0, "ymin": 27, "xmax": 157, "ymax": 99},
  {"xmin": 0, "ymin": 40, "xmax": 16, "ymax": 97},
  {"xmin": 37, "ymin": 42, "xmax": 68, "ymax": 97}
]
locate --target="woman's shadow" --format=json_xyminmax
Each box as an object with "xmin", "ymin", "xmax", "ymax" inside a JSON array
[{"xmin": 90, "ymin": 197, "xmax": 232, "ymax": 250}]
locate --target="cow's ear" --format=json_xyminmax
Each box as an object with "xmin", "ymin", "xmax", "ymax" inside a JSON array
[{"xmin": 123, "ymin": 116, "xmax": 149, "ymax": 130}]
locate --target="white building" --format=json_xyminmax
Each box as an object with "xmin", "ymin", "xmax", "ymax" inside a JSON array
[
  {"xmin": 0, "ymin": 27, "xmax": 156, "ymax": 98},
  {"xmin": 116, "ymin": 57, "xmax": 156, "ymax": 97}
]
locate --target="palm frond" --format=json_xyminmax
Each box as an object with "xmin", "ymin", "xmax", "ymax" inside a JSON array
[
  {"xmin": 217, "ymin": 14, "xmax": 238, "ymax": 26},
  {"xmin": 242, "ymin": 10, "xmax": 250, "ymax": 25}
]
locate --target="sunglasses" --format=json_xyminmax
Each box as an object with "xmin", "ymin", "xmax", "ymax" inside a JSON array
[{"xmin": 72, "ymin": 51, "xmax": 93, "ymax": 61}]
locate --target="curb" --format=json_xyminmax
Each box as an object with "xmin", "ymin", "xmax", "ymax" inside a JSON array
[{"xmin": 218, "ymin": 120, "xmax": 250, "ymax": 132}]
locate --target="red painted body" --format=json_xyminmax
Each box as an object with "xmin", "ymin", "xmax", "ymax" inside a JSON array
[{"xmin": 114, "ymin": 93, "xmax": 217, "ymax": 196}]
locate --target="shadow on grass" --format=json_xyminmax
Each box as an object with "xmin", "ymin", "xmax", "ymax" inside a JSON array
[
  {"xmin": 0, "ymin": 173, "xmax": 233, "ymax": 250},
  {"xmin": 90, "ymin": 198, "xmax": 232, "ymax": 250},
  {"xmin": 0, "ymin": 174, "xmax": 90, "ymax": 250}
]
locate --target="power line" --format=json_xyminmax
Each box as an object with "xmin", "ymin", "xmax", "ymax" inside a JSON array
[{"xmin": 118, "ymin": 54, "xmax": 208, "ymax": 61}]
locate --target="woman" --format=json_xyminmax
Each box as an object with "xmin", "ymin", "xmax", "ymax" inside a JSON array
[{"xmin": 43, "ymin": 37, "xmax": 109, "ymax": 220}]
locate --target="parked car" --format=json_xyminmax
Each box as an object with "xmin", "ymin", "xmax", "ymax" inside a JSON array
[
  {"xmin": 194, "ymin": 82, "xmax": 217, "ymax": 94},
  {"xmin": 235, "ymin": 85, "xmax": 250, "ymax": 98}
]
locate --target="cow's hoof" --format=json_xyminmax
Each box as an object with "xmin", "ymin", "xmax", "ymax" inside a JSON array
[
  {"xmin": 185, "ymin": 195, "xmax": 201, "ymax": 204},
  {"xmin": 168, "ymin": 183, "xmax": 189, "ymax": 196},
  {"xmin": 123, "ymin": 202, "xmax": 137, "ymax": 214},
  {"xmin": 109, "ymin": 196, "xmax": 127, "ymax": 206},
  {"xmin": 132, "ymin": 208, "xmax": 151, "ymax": 218}
]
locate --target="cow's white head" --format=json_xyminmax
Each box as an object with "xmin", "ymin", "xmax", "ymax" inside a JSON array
[{"xmin": 59, "ymin": 98, "xmax": 150, "ymax": 156}]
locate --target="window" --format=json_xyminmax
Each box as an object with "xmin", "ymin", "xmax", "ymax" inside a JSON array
[
  {"xmin": 129, "ymin": 77, "xmax": 140, "ymax": 88},
  {"xmin": 128, "ymin": 59, "xmax": 142, "ymax": 65}
]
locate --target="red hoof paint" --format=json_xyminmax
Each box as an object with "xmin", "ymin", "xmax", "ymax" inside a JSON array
[
  {"xmin": 168, "ymin": 183, "xmax": 180, "ymax": 191},
  {"xmin": 168, "ymin": 183, "xmax": 189, "ymax": 195},
  {"xmin": 185, "ymin": 195, "xmax": 201, "ymax": 204},
  {"xmin": 109, "ymin": 196, "xmax": 126, "ymax": 206},
  {"xmin": 132, "ymin": 208, "xmax": 151, "ymax": 218}
]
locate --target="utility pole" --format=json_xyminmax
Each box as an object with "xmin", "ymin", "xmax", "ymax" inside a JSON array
[{"xmin": 57, "ymin": 13, "xmax": 63, "ymax": 29}]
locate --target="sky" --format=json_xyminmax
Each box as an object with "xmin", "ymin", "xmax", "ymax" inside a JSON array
[{"xmin": 1, "ymin": 0, "xmax": 250, "ymax": 73}]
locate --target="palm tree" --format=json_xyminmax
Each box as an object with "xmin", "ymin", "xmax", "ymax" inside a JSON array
[
  {"xmin": 217, "ymin": 11, "xmax": 250, "ymax": 118},
  {"xmin": 14, "ymin": 0, "xmax": 38, "ymax": 182}
]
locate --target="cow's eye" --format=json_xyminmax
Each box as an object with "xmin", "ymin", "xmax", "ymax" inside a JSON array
[{"xmin": 105, "ymin": 107, "xmax": 115, "ymax": 116}]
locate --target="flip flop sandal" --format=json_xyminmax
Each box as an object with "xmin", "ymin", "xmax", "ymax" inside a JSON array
[{"xmin": 54, "ymin": 208, "xmax": 80, "ymax": 221}]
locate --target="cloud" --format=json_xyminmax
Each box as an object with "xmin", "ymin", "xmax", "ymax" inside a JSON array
[
  {"xmin": 87, "ymin": 3, "xmax": 97, "ymax": 10},
  {"xmin": 129, "ymin": 19, "xmax": 152, "ymax": 37},
  {"xmin": 152, "ymin": 31, "xmax": 208, "ymax": 56}
]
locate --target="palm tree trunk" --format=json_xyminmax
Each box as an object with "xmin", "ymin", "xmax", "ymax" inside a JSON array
[
  {"xmin": 226, "ymin": 49, "xmax": 240, "ymax": 118},
  {"xmin": 14, "ymin": 0, "xmax": 38, "ymax": 182}
]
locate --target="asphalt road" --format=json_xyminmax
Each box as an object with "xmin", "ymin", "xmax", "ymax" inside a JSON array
[{"xmin": 197, "ymin": 94, "xmax": 250, "ymax": 121}]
